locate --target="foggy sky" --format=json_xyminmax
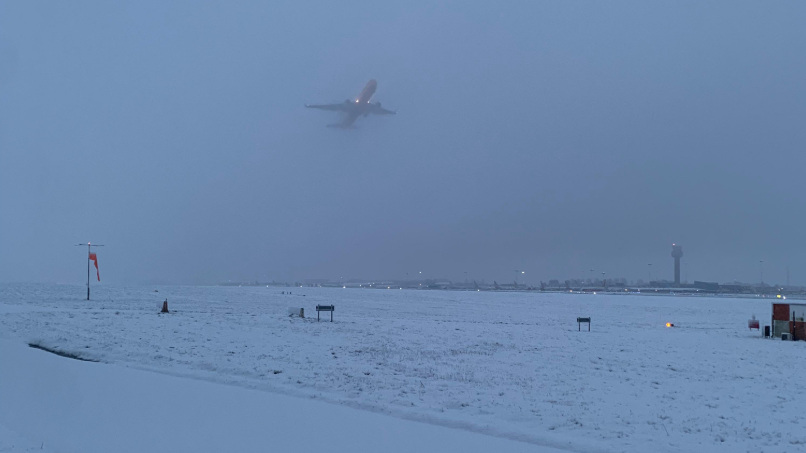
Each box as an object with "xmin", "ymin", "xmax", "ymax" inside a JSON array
[{"xmin": 1, "ymin": 1, "xmax": 804, "ymax": 286}]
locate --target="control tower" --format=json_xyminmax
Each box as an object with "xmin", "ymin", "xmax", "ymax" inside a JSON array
[{"xmin": 671, "ymin": 244, "xmax": 683, "ymax": 286}]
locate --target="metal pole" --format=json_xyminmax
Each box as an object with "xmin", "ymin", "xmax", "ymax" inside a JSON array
[
  {"xmin": 87, "ymin": 243, "xmax": 91, "ymax": 300},
  {"xmin": 77, "ymin": 242, "xmax": 103, "ymax": 301},
  {"xmin": 759, "ymin": 260, "xmax": 764, "ymax": 285}
]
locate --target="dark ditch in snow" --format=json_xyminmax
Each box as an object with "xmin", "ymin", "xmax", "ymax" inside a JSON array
[{"xmin": 28, "ymin": 343, "xmax": 99, "ymax": 362}]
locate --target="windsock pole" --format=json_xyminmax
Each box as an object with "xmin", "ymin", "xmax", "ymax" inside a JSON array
[
  {"xmin": 76, "ymin": 242, "xmax": 104, "ymax": 300},
  {"xmin": 87, "ymin": 243, "xmax": 90, "ymax": 299}
]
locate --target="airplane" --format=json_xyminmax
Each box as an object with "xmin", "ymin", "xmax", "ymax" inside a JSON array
[{"xmin": 305, "ymin": 79, "xmax": 395, "ymax": 128}]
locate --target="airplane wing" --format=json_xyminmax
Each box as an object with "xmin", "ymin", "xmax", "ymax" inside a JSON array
[
  {"xmin": 305, "ymin": 102, "xmax": 351, "ymax": 112},
  {"xmin": 374, "ymin": 107, "xmax": 396, "ymax": 115},
  {"xmin": 327, "ymin": 112, "xmax": 360, "ymax": 129}
]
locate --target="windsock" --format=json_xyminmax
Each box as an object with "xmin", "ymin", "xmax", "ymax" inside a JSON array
[{"xmin": 89, "ymin": 252, "xmax": 100, "ymax": 281}]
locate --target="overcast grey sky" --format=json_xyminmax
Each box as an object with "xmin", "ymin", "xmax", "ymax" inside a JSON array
[{"xmin": 1, "ymin": 1, "xmax": 804, "ymax": 285}]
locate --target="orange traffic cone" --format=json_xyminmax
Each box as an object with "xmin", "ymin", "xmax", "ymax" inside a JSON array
[{"xmin": 161, "ymin": 300, "xmax": 169, "ymax": 313}]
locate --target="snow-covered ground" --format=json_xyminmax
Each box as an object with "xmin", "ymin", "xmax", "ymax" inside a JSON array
[
  {"xmin": 1, "ymin": 283, "xmax": 804, "ymax": 452},
  {"xmin": 0, "ymin": 336, "xmax": 551, "ymax": 453}
]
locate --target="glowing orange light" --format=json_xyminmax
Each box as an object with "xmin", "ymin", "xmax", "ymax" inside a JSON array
[{"xmin": 666, "ymin": 322, "xmax": 674, "ymax": 328}]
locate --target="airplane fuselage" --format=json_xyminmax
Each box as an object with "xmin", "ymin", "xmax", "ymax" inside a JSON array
[
  {"xmin": 357, "ymin": 79, "xmax": 377, "ymax": 103},
  {"xmin": 345, "ymin": 79, "xmax": 381, "ymax": 116}
]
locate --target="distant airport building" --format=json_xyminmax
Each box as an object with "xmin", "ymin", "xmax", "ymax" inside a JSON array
[
  {"xmin": 671, "ymin": 244, "xmax": 683, "ymax": 285},
  {"xmin": 693, "ymin": 281, "xmax": 719, "ymax": 292}
]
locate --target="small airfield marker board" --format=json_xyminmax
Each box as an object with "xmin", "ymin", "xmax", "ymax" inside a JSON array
[
  {"xmin": 577, "ymin": 317, "xmax": 591, "ymax": 331},
  {"xmin": 316, "ymin": 305, "xmax": 335, "ymax": 322}
]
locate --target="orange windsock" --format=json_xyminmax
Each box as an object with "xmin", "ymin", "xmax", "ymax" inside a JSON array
[{"xmin": 89, "ymin": 253, "xmax": 100, "ymax": 281}]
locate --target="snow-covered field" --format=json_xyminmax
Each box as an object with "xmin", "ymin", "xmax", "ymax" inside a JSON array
[
  {"xmin": 0, "ymin": 336, "xmax": 548, "ymax": 453},
  {"xmin": 1, "ymin": 283, "xmax": 804, "ymax": 452}
]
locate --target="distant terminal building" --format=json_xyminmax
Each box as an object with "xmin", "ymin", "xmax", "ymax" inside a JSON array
[
  {"xmin": 693, "ymin": 281, "xmax": 719, "ymax": 292},
  {"xmin": 719, "ymin": 284, "xmax": 748, "ymax": 293}
]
